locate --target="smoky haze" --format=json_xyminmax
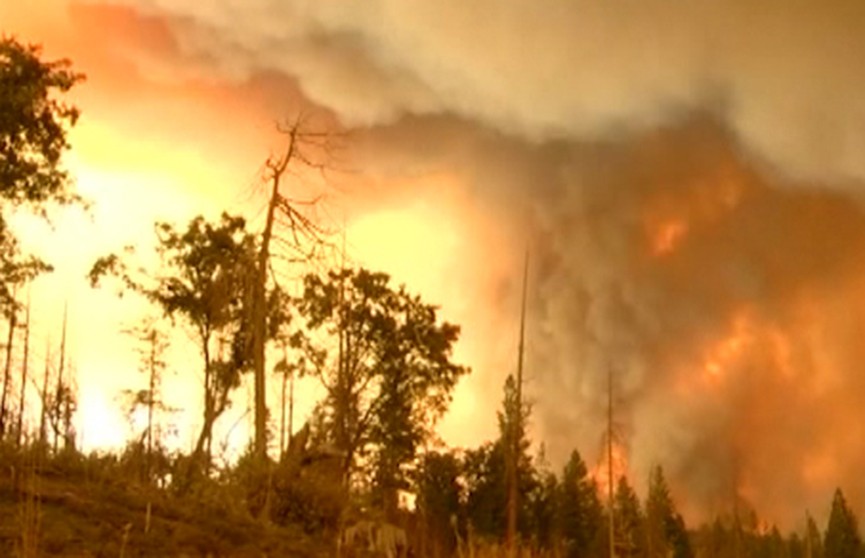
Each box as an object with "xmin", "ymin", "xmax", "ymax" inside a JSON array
[{"xmin": 87, "ymin": 0, "xmax": 865, "ymax": 527}]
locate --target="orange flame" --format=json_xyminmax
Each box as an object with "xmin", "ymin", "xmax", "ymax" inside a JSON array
[
  {"xmin": 699, "ymin": 311, "xmax": 795, "ymax": 385},
  {"xmin": 591, "ymin": 439, "xmax": 629, "ymax": 500}
]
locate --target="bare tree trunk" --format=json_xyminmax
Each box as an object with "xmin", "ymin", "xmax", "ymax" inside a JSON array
[
  {"xmin": 288, "ymin": 367, "xmax": 294, "ymax": 450},
  {"xmin": 198, "ymin": 338, "xmax": 213, "ymax": 469},
  {"xmin": 280, "ymin": 357, "xmax": 287, "ymax": 457},
  {"xmin": 334, "ymin": 266, "xmax": 352, "ymax": 484},
  {"xmin": 506, "ymin": 252, "xmax": 528, "ymax": 558},
  {"xmin": 39, "ymin": 341, "xmax": 50, "ymax": 447},
  {"xmin": 146, "ymin": 329, "xmax": 156, "ymax": 480},
  {"xmin": 253, "ymin": 128, "xmax": 299, "ymax": 460},
  {"xmin": 53, "ymin": 303, "xmax": 67, "ymax": 453},
  {"xmin": 16, "ymin": 296, "xmax": 30, "ymax": 448},
  {"xmin": 608, "ymin": 366, "xmax": 616, "ymax": 558},
  {"xmin": 336, "ymin": 238, "xmax": 346, "ymax": 469},
  {"xmin": 193, "ymin": 410, "xmax": 217, "ymax": 464},
  {"xmin": 63, "ymin": 363, "xmax": 75, "ymax": 451},
  {"xmin": 0, "ymin": 304, "xmax": 18, "ymax": 438}
]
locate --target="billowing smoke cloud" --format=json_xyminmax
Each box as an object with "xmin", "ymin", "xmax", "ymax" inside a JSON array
[
  {"xmin": 89, "ymin": 0, "xmax": 865, "ymax": 183},
  {"xmin": 84, "ymin": 0, "xmax": 865, "ymax": 527},
  {"xmin": 351, "ymin": 113, "xmax": 865, "ymax": 527}
]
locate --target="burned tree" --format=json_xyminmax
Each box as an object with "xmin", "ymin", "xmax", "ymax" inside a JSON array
[
  {"xmin": 0, "ymin": 296, "xmax": 18, "ymax": 438},
  {"xmin": 248, "ymin": 117, "xmax": 335, "ymax": 460}
]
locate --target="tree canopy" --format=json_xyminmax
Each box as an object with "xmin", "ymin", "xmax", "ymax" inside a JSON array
[
  {"xmin": 0, "ymin": 37, "xmax": 84, "ymax": 310},
  {"xmin": 89, "ymin": 213, "xmax": 259, "ymax": 468},
  {"xmin": 296, "ymin": 267, "xmax": 468, "ymax": 504},
  {"xmin": 559, "ymin": 449, "xmax": 603, "ymax": 558},
  {"xmin": 646, "ymin": 465, "xmax": 692, "ymax": 558},
  {"xmin": 825, "ymin": 488, "xmax": 861, "ymax": 558}
]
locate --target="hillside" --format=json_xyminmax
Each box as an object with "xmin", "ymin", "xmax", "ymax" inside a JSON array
[{"xmin": 0, "ymin": 448, "xmax": 330, "ymax": 558}]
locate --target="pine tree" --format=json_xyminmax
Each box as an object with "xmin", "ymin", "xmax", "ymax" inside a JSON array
[
  {"xmin": 646, "ymin": 465, "xmax": 692, "ymax": 558},
  {"xmin": 416, "ymin": 450, "xmax": 463, "ymax": 558},
  {"xmin": 615, "ymin": 476, "xmax": 646, "ymax": 558},
  {"xmin": 498, "ymin": 373, "xmax": 536, "ymax": 541},
  {"xmin": 768, "ymin": 526, "xmax": 789, "ymax": 558},
  {"xmin": 464, "ymin": 441, "xmax": 508, "ymax": 540},
  {"xmin": 558, "ymin": 449, "xmax": 604, "ymax": 558},
  {"xmin": 527, "ymin": 465, "xmax": 559, "ymax": 553},
  {"xmin": 807, "ymin": 513, "xmax": 825, "ymax": 558},
  {"xmin": 824, "ymin": 488, "xmax": 861, "ymax": 558},
  {"xmin": 789, "ymin": 532, "xmax": 805, "ymax": 558},
  {"xmin": 464, "ymin": 375, "xmax": 536, "ymax": 545}
]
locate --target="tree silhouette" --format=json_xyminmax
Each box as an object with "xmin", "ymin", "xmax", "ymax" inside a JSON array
[
  {"xmin": 0, "ymin": 38, "xmax": 84, "ymax": 312},
  {"xmin": 807, "ymin": 512, "xmax": 825, "ymax": 558},
  {"xmin": 615, "ymin": 476, "xmax": 646, "ymax": 558},
  {"xmin": 90, "ymin": 213, "xmax": 257, "ymax": 470},
  {"xmin": 824, "ymin": 488, "xmax": 860, "ymax": 558},
  {"xmin": 295, "ymin": 267, "xmax": 467, "ymax": 505},
  {"xmin": 464, "ymin": 440, "xmax": 508, "ymax": 541},
  {"xmin": 558, "ymin": 449, "xmax": 604, "ymax": 558},
  {"xmin": 646, "ymin": 465, "xmax": 692, "ymax": 558},
  {"xmin": 527, "ymin": 463, "xmax": 560, "ymax": 552},
  {"xmin": 249, "ymin": 119, "xmax": 333, "ymax": 461},
  {"xmin": 463, "ymin": 374, "xmax": 536, "ymax": 545},
  {"xmin": 122, "ymin": 322, "xmax": 174, "ymax": 482},
  {"xmin": 415, "ymin": 450, "xmax": 463, "ymax": 557}
]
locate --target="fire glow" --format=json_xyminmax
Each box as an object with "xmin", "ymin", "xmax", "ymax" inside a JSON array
[
  {"xmin": 651, "ymin": 219, "xmax": 689, "ymax": 256},
  {"xmin": 592, "ymin": 438, "xmax": 629, "ymax": 499}
]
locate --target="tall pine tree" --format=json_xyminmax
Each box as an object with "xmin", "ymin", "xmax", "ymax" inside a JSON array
[
  {"xmin": 464, "ymin": 374, "xmax": 536, "ymax": 544},
  {"xmin": 558, "ymin": 449, "xmax": 604, "ymax": 558},
  {"xmin": 824, "ymin": 488, "xmax": 860, "ymax": 558},
  {"xmin": 807, "ymin": 513, "xmax": 825, "ymax": 558},
  {"xmin": 646, "ymin": 465, "xmax": 692, "ymax": 558},
  {"xmin": 615, "ymin": 476, "xmax": 647, "ymax": 558}
]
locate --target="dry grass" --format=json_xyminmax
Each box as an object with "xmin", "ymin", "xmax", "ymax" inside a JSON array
[
  {"xmin": 15, "ymin": 451, "xmax": 41, "ymax": 558},
  {"xmin": 0, "ymin": 443, "xmax": 329, "ymax": 557}
]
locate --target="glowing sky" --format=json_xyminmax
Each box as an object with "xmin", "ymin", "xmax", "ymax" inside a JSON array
[{"xmin": 1, "ymin": 1, "xmax": 515, "ymax": 456}]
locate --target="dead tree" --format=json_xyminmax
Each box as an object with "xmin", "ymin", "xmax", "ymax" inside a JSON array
[
  {"xmin": 38, "ymin": 341, "xmax": 50, "ymax": 447},
  {"xmin": 0, "ymin": 296, "xmax": 18, "ymax": 437},
  {"xmin": 16, "ymin": 295, "xmax": 30, "ymax": 447},
  {"xmin": 52, "ymin": 304, "xmax": 68, "ymax": 453},
  {"xmin": 249, "ymin": 116, "xmax": 336, "ymax": 460}
]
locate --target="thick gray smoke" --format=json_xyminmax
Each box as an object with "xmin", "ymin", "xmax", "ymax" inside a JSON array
[
  {"xmin": 84, "ymin": 0, "xmax": 865, "ymax": 527},
  {"xmin": 88, "ymin": 0, "xmax": 865, "ymax": 183},
  {"xmin": 352, "ymin": 113, "xmax": 865, "ymax": 527}
]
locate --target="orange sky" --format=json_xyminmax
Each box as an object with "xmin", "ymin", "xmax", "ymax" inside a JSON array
[{"xmin": 2, "ymin": 1, "xmax": 518, "ymax": 455}]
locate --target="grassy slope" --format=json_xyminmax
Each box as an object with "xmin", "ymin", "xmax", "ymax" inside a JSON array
[{"xmin": 0, "ymin": 455, "xmax": 330, "ymax": 557}]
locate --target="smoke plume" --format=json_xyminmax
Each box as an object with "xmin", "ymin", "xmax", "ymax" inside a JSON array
[{"xmin": 84, "ymin": 0, "xmax": 865, "ymax": 527}]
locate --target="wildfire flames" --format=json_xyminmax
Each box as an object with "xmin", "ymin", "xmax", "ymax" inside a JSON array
[
  {"xmin": 700, "ymin": 311, "xmax": 752, "ymax": 384},
  {"xmin": 592, "ymin": 438, "xmax": 630, "ymax": 500},
  {"xmin": 526, "ymin": 117, "xmax": 865, "ymax": 528}
]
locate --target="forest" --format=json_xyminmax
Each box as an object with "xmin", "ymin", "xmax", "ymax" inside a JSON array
[{"xmin": 0, "ymin": 36, "xmax": 863, "ymax": 558}]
